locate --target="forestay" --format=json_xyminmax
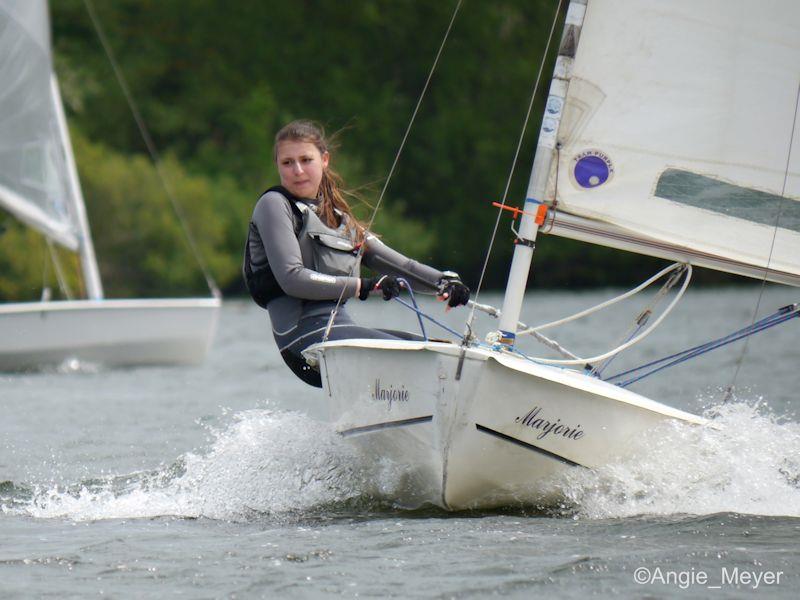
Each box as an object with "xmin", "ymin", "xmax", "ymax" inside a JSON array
[
  {"xmin": 546, "ymin": 0, "xmax": 800, "ymax": 285},
  {"xmin": 0, "ymin": 0, "xmax": 80, "ymax": 249}
]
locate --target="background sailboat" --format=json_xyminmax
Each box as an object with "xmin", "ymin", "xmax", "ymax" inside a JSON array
[
  {"xmin": 305, "ymin": 0, "xmax": 800, "ymax": 510},
  {"xmin": 0, "ymin": 0, "xmax": 220, "ymax": 371}
]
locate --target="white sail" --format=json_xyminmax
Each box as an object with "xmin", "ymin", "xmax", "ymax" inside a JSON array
[
  {"xmin": 0, "ymin": 0, "xmax": 79, "ymax": 249},
  {"xmin": 547, "ymin": 0, "xmax": 800, "ymax": 285}
]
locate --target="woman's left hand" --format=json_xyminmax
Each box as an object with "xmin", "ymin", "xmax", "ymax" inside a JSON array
[{"xmin": 437, "ymin": 273, "xmax": 470, "ymax": 308}]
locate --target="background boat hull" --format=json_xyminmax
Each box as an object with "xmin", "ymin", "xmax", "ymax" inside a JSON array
[{"xmin": 0, "ymin": 298, "xmax": 220, "ymax": 371}]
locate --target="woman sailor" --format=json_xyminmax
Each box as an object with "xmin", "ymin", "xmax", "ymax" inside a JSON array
[{"xmin": 244, "ymin": 120, "xmax": 470, "ymax": 387}]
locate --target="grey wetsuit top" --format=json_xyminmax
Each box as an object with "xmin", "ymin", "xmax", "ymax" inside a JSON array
[{"xmin": 248, "ymin": 189, "xmax": 445, "ymax": 337}]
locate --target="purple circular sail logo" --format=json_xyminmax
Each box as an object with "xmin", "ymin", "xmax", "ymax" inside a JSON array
[{"xmin": 571, "ymin": 150, "xmax": 614, "ymax": 189}]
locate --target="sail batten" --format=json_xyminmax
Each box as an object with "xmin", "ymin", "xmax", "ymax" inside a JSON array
[{"xmin": 547, "ymin": 0, "xmax": 800, "ymax": 283}]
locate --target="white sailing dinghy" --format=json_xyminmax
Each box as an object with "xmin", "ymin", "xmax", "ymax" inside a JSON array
[
  {"xmin": 306, "ymin": 0, "xmax": 800, "ymax": 510},
  {"xmin": 0, "ymin": 1, "xmax": 220, "ymax": 371}
]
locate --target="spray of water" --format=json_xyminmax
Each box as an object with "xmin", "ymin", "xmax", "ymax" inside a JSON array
[
  {"xmin": 558, "ymin": 400, "xmax": 800, "ymax": 519},
  {"xmin": 7, "ymin": 399, "xmax": 800, "ymax": 522},
  {"xmin": 17, "ymin": 410, "xmax": 398, "ymax": 522}
]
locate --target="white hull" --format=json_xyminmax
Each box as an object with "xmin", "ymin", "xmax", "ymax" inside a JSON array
[
  {"xmin": 307, "ymin": 339, "xmax": 707, "ymax": 510},
  {"xmin": 0, "ymin": 298, "xmax": 220, "ymax": 371}
]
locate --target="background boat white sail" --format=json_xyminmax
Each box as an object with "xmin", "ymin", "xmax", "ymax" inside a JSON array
[
  {"xmin": 306, "ymin": 0, "xmax": 800, "ymax": 510},
  {"xmin": 0, "ymin": 0, "xmax": 220, "ymax": 371}
]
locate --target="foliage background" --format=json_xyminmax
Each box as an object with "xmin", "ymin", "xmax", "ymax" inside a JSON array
[{"xmin": 2, "ymin": 0, "xmax": 729, "ymax": 301}]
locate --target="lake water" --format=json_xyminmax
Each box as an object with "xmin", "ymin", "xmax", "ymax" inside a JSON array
[{"xmin": 1, "ymin": 286, "xmax": 799, "ymax": 598}]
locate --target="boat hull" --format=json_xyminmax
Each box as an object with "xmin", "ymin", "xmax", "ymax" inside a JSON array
[
  {"xmin": 307, "ymin": 339, "xmax": 706, "ymax": 510},
  {"xmin": 0, "ymin": 298, "xmax": 220, "ymax": 371}
]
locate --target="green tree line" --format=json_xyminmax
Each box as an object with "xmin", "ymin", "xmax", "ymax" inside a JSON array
[{"xmin": 1, "ymin": 1, "xmax": 731, "ymax": 302}]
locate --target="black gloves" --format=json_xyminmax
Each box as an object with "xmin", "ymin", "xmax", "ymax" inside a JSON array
[
  {"xmin": 437, "ymin": 271, "xmax": 470, "ymax": 307},
  {"xmin": 359, "ymin": 271, "xmax": 469, "ymax": 307},
  {"xmin": 359, "ymin": 274, "xmax": 403, "ymax": 301}
]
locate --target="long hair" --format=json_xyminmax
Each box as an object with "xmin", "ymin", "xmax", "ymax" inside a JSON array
[{"xmin": 274, "ymin": 120, "xmax": 366, "ymax": 244}]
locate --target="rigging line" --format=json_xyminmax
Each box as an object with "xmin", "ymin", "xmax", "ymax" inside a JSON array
[
  {"xmin": 605, "ymin": 305, "xmax": 800, "ymax": 384},
  {"xmin": 518, "ymin": 262, "xmax": 684, "ymax": 334},
  {"xmin": 363, "ymin": 0, "xmax": 462, "ymax": 238},
  {"xmin": 82, "ymin": 0, "xmax": 220, "ymax": 298},
  {"xmin": 40, "ymin": 236, "xmax": 51, "ymax": 301},
  {"xmin": 47, "ymin": 239, "xmax": 73, "ymax": 300},
  {"xmin": 322, "ymin": 0, "xmax": 462, "ymax": 342},
  {"xmin": 465, "ymin": 300, "xmax": 587, "ymax": 360},
  {"xmin": 463, "ymin": 0, "xmax": 565, "ymax": 340},
  {"xmin": 591, "ymin": 264, "xmax": 686, "ymax": 377},
  {"xmin": 614, "ymin": 309, "xmax": 800, "ymax": 388},
  {"xmin": 519, "ymin": 264, "xmax": 692, "ymax": 366},
  {"xmin": 724, "ymin": 78, "xmax": 800, "ymax": 403}
]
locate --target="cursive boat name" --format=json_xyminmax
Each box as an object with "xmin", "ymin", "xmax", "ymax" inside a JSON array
[
  {"xmin": 371, "ymin": 379, "xmax": 409, "ymax": 409},
  {"xmin": 514, "ymin": 406, "xmax": 585, "ymax": 441}
]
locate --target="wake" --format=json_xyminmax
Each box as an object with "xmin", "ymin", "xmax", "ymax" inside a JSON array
[{"xmin": 557, "ymin": 399, "xmax": 800, "ymax": 519}]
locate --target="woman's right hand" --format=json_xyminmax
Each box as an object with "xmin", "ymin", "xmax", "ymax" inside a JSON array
[{"xmin": 359, "ymin": 275, "xmax": 403, "ymax": 301}]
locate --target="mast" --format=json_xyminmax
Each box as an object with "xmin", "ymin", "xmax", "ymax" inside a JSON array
[
  {"xmin": 50, "ymin": 74, "xmax": 104, "ymax": 300},
  {"xmin": 496, "ymin": 0, "xmax": 587, "ymax": 346}
]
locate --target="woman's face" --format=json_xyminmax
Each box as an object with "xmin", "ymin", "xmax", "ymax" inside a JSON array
[{"xmin": 276, "ymin": 140, "xmax": 329, "ymax": 199}]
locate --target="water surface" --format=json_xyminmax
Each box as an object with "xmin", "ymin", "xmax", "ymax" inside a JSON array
[{"xmin": 2, "ymin": 287, "xmax": 799, "ymax": 597}]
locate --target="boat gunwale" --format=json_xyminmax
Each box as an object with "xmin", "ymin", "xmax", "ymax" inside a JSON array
[{"xmin": 306, "ymin": 338, "xmax": 708, "ymax": 426}]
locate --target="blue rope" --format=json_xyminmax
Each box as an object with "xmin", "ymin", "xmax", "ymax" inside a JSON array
[
  {"xmin": 591, "ymin": 325, "xmax": 643, "ymax": 378},
  {"xmin": 389, "ymin": 278, "xmax": 468, "ymax": 340},
  {"xmin": 395, "ymin": 278, "xmax": 428, "ymax": 341},
  {"xmin": 394, "ymin": 297, "xmax": 464, "ymax": 340},
  {"xmin": 392, "ymin": 279, "xmax": 501, "ymax": 349},
  {"xmin": 605, "ymin": 303, "xmax": 799, "ymax": 387},
  {"xmin": 608, "ymin": 308, "xmax": 798, "ymax": 387}
]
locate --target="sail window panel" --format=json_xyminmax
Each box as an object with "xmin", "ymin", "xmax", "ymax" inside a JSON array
[
  {"xmin": 20, "ymin": 143, "xmax": 51, "ymax": 193},
  {"xmin": 656, "ymin": 169, "xmax": 800, "ymax": 235}
]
